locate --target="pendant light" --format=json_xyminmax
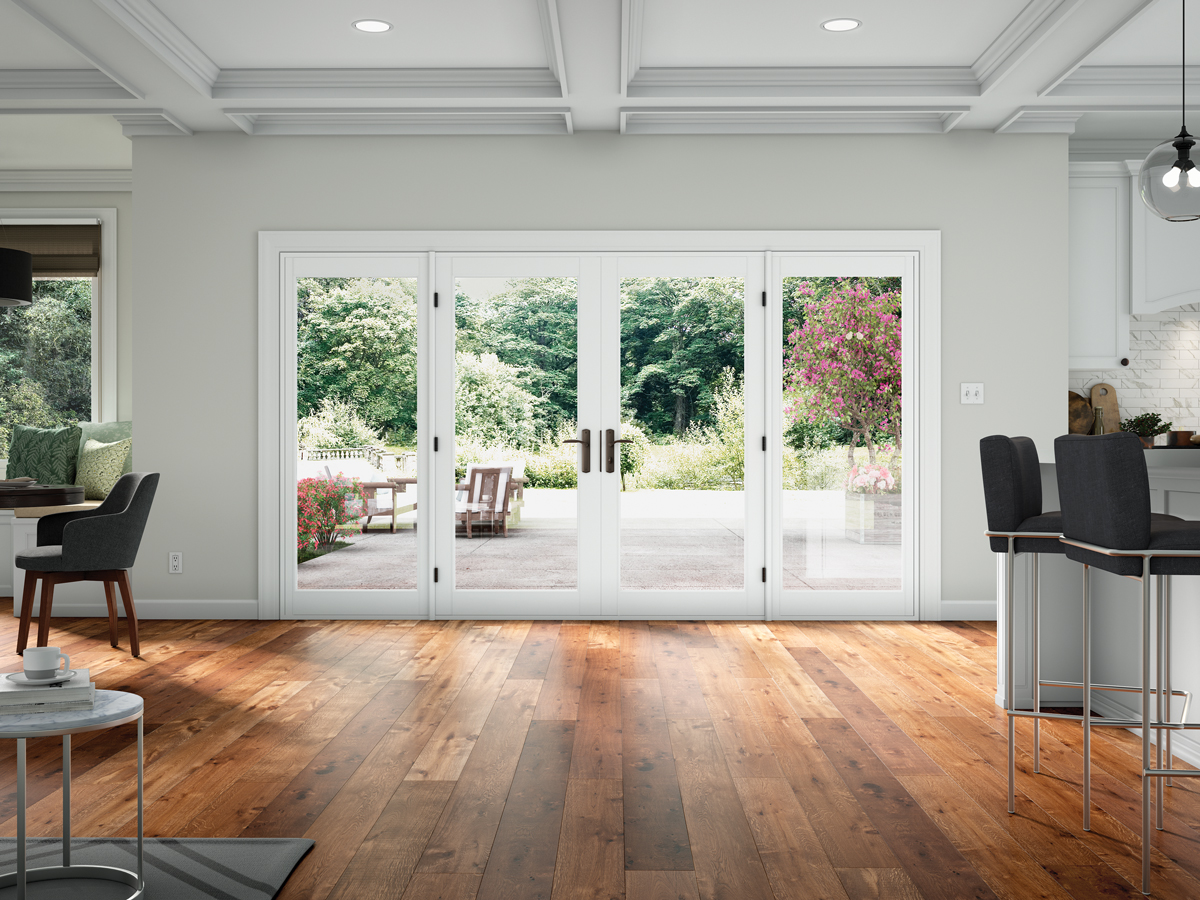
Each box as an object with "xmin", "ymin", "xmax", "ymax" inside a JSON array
[
  {"xmin": 1140, "ymin": 0, "xmax": 1200, "ymax": 221},
  {"xmin": 0, "ymin": 247, "xmax": 33, "ymax": 307}
]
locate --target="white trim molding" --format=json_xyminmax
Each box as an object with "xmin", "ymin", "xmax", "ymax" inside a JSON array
[
  {"xmin": 0, "ymin": 108, "xmax": 191, "ymax": 137},
  {"xmin": 0, "ymin": 170, "xmax": 133, "ymax": 192},
  {"xmin": 995, "ymin": 107, "xmax": 1085, "ymax": 133},
  {"xmin": 1049, "ymin": 65, "xmax": 1200, "ymax": 98},
  {"xmin": 1068, "ymin": 139, "xmax": 1156, "ymax": 162},
  {"xmin": 619, "ymin": 106, "xmax": 969, "ymax": 135},
  {"xmin": 224, "ymin": 107, "xmax": 573, "ymax": 136},
  {"xmin": 92, "ymin": 0, "xmax": 220, "ymax": 98},
  {"xmin": 626, "ymin": 68, "xmax": 979, "ymax": 99},
  {"xmin": 10, "ymin": 0, "xmax": 144, "ymax": 99},
  {"xmin": 534, "ymin": 0, "xmax": 568, "ymax": 97},
  {"xmin": 972, "ymin": 0, "xmax": 1083, "ymax": 94},
  {"xmin": 621, "ymin": 0, "xmax": 645, "ymax": 95},
  {"xmin": 1038, "ymin": 0, "xmax": 1160, "ymax": 97},
  {"xmin": 0, "ymin": 70, "xmax": 136, "ymax": 100},
  {"xmin": 213, "ymin": 69, "xmax": 562, "ymax": 100}
]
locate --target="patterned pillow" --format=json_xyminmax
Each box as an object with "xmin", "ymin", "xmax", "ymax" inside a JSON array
[
  {"xmin": 75, "ymin": 438, "xmax": 132, "ymax": 500},
  {"xmin": 7, "ymin": 424, "xmax": 82, "ymax": 485}
]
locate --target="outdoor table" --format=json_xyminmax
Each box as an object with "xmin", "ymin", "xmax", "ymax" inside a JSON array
[
  {"xmin": 357, "ymin": 477, "xmax": 417, "ymax": 533},
  {"xmin": 0, "ymin": 485, "xmax": 85, "ymax": 511},
  {"xmin": 0, "ymin": 690, "xmax": 144, "ymax": 900}
]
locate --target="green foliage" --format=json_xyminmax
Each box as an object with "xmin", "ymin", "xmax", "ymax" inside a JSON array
[
  {"xmin": 296, "ymin": 474, "xmax": 361, "ymax": 551},
  {"xmin": 297, "ymin": 397, "xmax": 382, "ymax": 449},
  {"xmin": 1120, "ymin": 412, "xmax": 1172, "ymax": 437},
  {"xmin": 0, "ymin": 280, "xmax": 92, "ymax": 457},
  {"xmin": 620, "ymin": 277, "xmax": 744, "ymax": 436},
  {"xmin": 617, "ymin": 419, "xmax": 650, "ymax": 490},
  {"xmin": 455, "ymin": 352, "xmax": 544, "ymax": 449},
  {"xmin": 297, "ymin": 277, "xmax": 418, "ymax": 441}
]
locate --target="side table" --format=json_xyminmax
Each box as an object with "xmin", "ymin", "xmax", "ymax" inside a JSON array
[{"xmin": 0, "ymin": 690, "xmax": 144, "ymax": 900}]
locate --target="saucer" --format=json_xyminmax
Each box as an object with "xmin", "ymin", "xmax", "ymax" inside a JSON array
[{"xmin": 6, "ymin": 670, "xmax": 76, "ymax": 686}]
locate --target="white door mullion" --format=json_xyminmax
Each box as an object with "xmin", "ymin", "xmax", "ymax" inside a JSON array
[
  {"xmin": 744, "ymin": 255, "xmax": 767, "ymax": 619},
  {"xmin": 421, "ymin": 250, "xmax": 436, "ymax": 619},
  {"xmin": 599, "ymin": 255, "xmax": 621, "ymax": 617},
  {"xmin": 432, "ymin": 254, "xmax": 457, "ymax": 618}
]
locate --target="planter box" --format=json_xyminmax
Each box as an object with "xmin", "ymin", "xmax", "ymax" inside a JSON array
[{"xmin": 845, "ymin": 491, "xmax": 901, "ymax": 544}]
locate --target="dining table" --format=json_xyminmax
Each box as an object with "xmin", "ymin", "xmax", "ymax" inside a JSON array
[{"xmin": 0, "ymin": 484, "xmax": 85, "ymax": 511}]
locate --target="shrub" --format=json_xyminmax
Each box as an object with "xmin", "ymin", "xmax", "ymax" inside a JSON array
[
  {"xmin": 298, "ymin": 398, "xmax": 381, "ymax": 450},
  {"xmin": 297, "ymin": 474, "xmax": 361, "ymax": 550}
]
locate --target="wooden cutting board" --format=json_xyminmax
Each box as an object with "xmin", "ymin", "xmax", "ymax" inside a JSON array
[
  {"xmin": 1068, "ymin": 391, "xmax": 1094, "ymax": 434},
  {"xmin": 1090, "ymin": 383, "xmax": 1120, "ymax": 433}
]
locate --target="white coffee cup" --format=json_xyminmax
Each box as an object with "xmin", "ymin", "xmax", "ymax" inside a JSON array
[{"xmin": 23, "ymin": 647, "xmax": 69, "ymax": 681}]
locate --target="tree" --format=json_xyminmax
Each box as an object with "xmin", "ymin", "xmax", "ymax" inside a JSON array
[
  {"xmin": 455, "ymin": 352, "xmax": 544, "ymax": 449},
  {"xmin": 784, "ymin": 280, "xmax": 901, "ymax": 464},
  {"xmin": 297, "ymin": 277, "xmax": 418, "ymax": 441},
  {"xmin": 620, "ymin": 277, "xmax": 744, "ymax": 437}
]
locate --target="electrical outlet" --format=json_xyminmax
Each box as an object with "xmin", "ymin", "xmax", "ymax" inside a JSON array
[
  {"xmin": 960, "ymin": 382, "xmax": 984, "ymax": 405},
  {"xmin": 169, "ymin": 551, "xmax": 183, "ymax": 574}
]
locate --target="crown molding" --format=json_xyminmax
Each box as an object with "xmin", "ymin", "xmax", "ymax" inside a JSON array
[
  {"xmin": 9, "ymin": 0, "xmax": 143, "ymax": 100},
  {"xmin": 211, "ymin": 68, "xmax": 562, "ymax": 100},
  {"xmin": 92, "ymin": 0, "xmax": 220, "ymax": 98},
  {"xmin": 994, "ymin": 107, "xmax": 1084, "ymax": 133},
  {"xmin": 534, "ymin": 0, "xmax": 567, "ymax": 97},
  {"xmin": 1068, "ymin": 159, "xmax": 1137, "ymax": 176},
  {"xmin": 621, "ymin": 0, "xmax": 645, "ymax": 95},
  {"xmin": 0, "ymin": 107, "xmax": 191, "ymax": 136},
  {"xmin": 626, "ymin": 67, "xmax": 979, "ymax": 99},
  {"xmin": 0, "ymin": 169, "xmax": 133, "ymax": 192},
  {"xmin": 1038, "ymin": 0, "xmax": 1159, "ymax": 97},
  {"xmin": 1068, "ymin": 138, "xmax": 1158, "ymax": 162},
  {"xmin": 0, "ymin": 69, "xmax": 136, "ymax": 100},
  {"xmin": 223, "ymin": 107, "xmax": 574, "ymax": 136},
  {"xmin": 971, "ymin": 0, "xmax": 1083, "ymax": 94},
  {"xmin": 1047, "ymin": 65, "xmax": 1200, "ymax": 98},
  {"xmin": 619, "ymin": 106, "xmax": 970, "ymax": 135}
]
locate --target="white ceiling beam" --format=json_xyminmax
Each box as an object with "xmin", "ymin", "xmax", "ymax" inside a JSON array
[
  {"xmin": 222, "ymin": 107, "xmax": 574, "ymax": 136},
  {"xmin": 1068, "ymin": 138, "xmax": 1158, "ymax": 161},
  {"xmin": 92, "ymin": 0, "xmax": 219, "ymax": 98},
  {"xmin": 212, "ymin": 68, "xmax": 562, "ymax": 100},
  {"xmin": 9, "ymin": 0, "xmax": 144, "ymax": 100},
  {"xmin": 1038, "ymin": 0, "xmax": 1160, "ymax": 96},
  {"xmin": 972, "ymin": 0, "xmax": 1084, "ymax": 94},
  {"xmin": 0, "ymin": 106, "xmax": 191, "ymax": 136},
  {"xmin": 0, "ymin": 169, "xmax": 133, "ymax": 191},
  {"xmin": 621, "ymin": 0, "xmax": 645, "ymax": 96},
  {"xmin": 1048, "ymin": 65, "xmax": 1200, "ymax": 97},
  {"xmin": 994, "ymin": 107, "xmax": 1085, "ymax": 132},
  {"xmin": 619, "ymin": 107, "xmax": 970, "ymax": 135},
  {"xmin": 534, "ymin": 0, "xmax": 568, "ymax": 97},
  {"xmin": 626, "ymin": 67, "xmax": 978, "ymax": 99},
  {"xmin": 0, "ymin": 69, "xmax": 136, "ymax": 100}
]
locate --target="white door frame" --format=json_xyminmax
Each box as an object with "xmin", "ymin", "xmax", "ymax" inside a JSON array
[{"xmin": 259, "ymin": 230, "xmax": 941, "ymax": 620}]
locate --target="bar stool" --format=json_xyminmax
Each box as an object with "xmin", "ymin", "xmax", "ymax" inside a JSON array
[{"xmin": 1055, "ymin": 432, "xmax": 1200, "ymax": 895}]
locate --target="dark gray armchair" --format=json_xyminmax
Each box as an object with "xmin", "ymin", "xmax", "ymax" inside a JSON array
[{"xmin": 15, "ymin": 472, "xmax": 159, "ymax": 658}]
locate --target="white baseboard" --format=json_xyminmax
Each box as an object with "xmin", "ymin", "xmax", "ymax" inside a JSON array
[
  {"xmin": 937, "ymin": 599, "xmax": 996, "ymax": 621},
  {"xmin": 11, "ymin": 599, "xmax": 261, "ymax": 620}
]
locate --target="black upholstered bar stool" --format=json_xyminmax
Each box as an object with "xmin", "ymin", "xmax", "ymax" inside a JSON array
[
  {"xmin": 1055, "ymin": 432, "xmax": 1200, "ymax": 896},
  {"xmin": 980, "ymin": 435, "xmax": 1066, "ymax": 813}
]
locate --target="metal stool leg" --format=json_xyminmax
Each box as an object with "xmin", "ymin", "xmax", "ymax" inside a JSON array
[
  {"xmin": 1165, "ymin": 575, "xmax": 1174, "ymax": 788},
  {"xmin": 1083, "ymin": 564, "xmax": 1091, "ymax": 832},
  {"xmin": 1006, "ymin": 537, "xmax": 1016, "ymax": 815},
  {"xmin": 1142, "ymin": 559, "xmax": 1153, "ymax": 896},
  {"xmin": 1032, "ymin": 553, "xmax": 1041, "ymax": 773},
  {"xmin": 1156, "ymin": 575, "xmax": 1165, "ymax": 832}
]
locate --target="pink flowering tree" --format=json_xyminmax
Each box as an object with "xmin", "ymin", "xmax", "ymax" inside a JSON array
[{"xmin": 784, "ymin": 280, "xmax": 901, "ymax": 465}]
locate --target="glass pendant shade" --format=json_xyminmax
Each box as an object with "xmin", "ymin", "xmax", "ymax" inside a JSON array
[
  {"xmin": 0, "ymin": 247, "xmax": 33, "ymax": 307},
  {"xmin": 1141, "ymin": 132, "xmax": 1200, "ymax": 222}
]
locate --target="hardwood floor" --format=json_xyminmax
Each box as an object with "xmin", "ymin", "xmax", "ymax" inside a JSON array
[{"xmin": 0, "ymin": 604, "xmax": 1193, "ymax": 898}]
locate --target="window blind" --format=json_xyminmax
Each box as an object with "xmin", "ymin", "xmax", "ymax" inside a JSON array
[{"xmin": 0, "ymin": 223, "xmax": 101, "ymax": 278}]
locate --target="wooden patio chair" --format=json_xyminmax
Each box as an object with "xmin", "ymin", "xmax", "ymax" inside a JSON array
[{"xmin": 455, "ymin": 466, "xmax": 512, "ymax": 537}]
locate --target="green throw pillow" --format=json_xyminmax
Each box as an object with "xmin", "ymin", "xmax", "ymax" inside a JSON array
[
  {"xmin": 7, "ymin": 424, "xmax": 82, "ymax": 485},
  {"xmin": 78, "ymin": 421, "xmax": 133, "ymax": 476},
  {"xmin": 76, "ymin": 438, "xmax": 132, "ymax": 500}
]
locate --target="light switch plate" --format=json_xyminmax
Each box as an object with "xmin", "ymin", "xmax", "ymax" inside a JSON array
[{"xmin": 961, "ymin": 383, "xmax": 984, "ymax": 404}]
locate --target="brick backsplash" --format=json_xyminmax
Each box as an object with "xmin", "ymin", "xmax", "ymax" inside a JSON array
[{"xmin": 1069, "ymin": 304, "xmax": 1200, "ymax": 432}]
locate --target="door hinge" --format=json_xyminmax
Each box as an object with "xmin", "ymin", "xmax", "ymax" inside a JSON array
[
  {"xmin": 434, "ymin": 567, "xmax": 439, "ymax": 583},
  {"xmin": 434, "ymin": 291, "xmax": 439, "ymax": 307},
  {"xmin": 761, "ymin": 290, "xmax": 766, "ymax": 307},
  {"xmin": 762, "ymin": 567, "xmax": 767, "ymax": 583},
  {"xmin": 434, "ymin": 437, "xmax": 439, "ymax": 452},
  {"xmin": 762, "ymin": 435, "xmax": 766, "ymax": 451}
]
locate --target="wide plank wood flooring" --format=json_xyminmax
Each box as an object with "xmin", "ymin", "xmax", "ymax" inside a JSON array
[{"xmin": 0, "ymin": 605, "xmax": 1193, "ymax": 899}]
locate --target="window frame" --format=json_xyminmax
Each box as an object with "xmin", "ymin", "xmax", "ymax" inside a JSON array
[{"xmin": 0, "ymin": 208, "xmax": 117, "ymax": 424}]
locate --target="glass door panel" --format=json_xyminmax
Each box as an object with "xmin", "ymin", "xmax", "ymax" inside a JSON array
[{"xmin": 772, "ymin": 255, "xmax": 914, "ymax": 618}]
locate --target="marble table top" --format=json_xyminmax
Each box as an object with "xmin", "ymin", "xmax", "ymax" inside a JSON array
[{"xmin": 0, "ymin": 690, "xmax": 142, "ymax": 738}]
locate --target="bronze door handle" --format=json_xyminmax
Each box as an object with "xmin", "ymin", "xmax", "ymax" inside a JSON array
[
  {"xmin": 562, "ymin": 428, "xmax": 591, "ymax": 473},
  {"xmin": 605, "ymin": 429, "xmax": 634, "ymax": 473}
]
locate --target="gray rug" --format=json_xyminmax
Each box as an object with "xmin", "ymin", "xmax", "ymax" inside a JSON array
[{"xmin": 0, "ymin": 837, "xmax": 312, "ymax": 899}]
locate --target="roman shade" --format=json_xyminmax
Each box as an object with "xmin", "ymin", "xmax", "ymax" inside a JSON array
[{"xmin": 0, "ymin": 224, "xmax": 101, "ymax": 278}]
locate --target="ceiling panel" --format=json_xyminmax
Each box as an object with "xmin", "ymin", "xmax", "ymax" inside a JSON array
[
  {"xmin": 0, "ymin": 115, "xmax": 130, "ymax": 168},
  {"xmin": 638, "ymin": 0, "xmax": 1030, "ymax": 68},
  {"xmin": 0, "ymin": 3, "xmax": 94, "ymax": 67},
  {"xmin": 1085, "ymin": 0, "xmax": 1197, "ymax": 66},
  {"xmin": 154, "ymin": 0, "xmax": 549, "ymax": 69}
]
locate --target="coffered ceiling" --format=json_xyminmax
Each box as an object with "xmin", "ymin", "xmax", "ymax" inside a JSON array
[{"xmin": 0, "ymin": 0, "xmax": 1194, "ymax": 172}]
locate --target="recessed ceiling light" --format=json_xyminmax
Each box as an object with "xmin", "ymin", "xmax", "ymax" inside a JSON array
[
  {"xmin": 821, "ymin": 18, "xmax": 861, "ymax": 32},
  {"xmin": 353, "ymin": 19, "xmax": 393, "ymax": 33}
]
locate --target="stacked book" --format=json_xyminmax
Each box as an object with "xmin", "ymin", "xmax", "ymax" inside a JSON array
[{"xmin": 0, "ymin": 669, "xmax": 94, "ymax": 715}]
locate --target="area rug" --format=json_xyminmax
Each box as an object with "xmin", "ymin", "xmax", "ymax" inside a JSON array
[{"xmin": 0, "ymin": 837, "xmax": 312, "ymax": 900}]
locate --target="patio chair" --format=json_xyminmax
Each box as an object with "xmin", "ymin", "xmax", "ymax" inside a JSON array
[{"xmin": 456, "ymin": 466, "xmax": 512, "ymax": 537}]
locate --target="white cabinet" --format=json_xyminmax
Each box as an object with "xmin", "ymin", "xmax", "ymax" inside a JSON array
[
  {"xmin": 1128, "ymin": 159, "xmax": 1200, "ymax": 313},
  {"xmin": 1068, "ymin": 163, "xmax": 1130, "ymax": 370}
]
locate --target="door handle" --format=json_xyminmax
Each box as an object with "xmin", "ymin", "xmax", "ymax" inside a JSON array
[
  {"xmin": 605, "ymin": 428, "xmax": 633, "ymax": 474},
  {"xmin": 562, "ymin": 428, "xmax": 591, "ymax": 473}
]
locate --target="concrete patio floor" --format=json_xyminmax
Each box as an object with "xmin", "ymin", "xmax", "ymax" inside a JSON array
[{"xmin": 297, "ymin": 489, "xmax": 901, "ymax": 592}]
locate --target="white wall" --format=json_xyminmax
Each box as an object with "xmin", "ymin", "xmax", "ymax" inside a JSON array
[{"xmin": 131, "ymin": 131, "xmax": 1068, "ymax": 616}]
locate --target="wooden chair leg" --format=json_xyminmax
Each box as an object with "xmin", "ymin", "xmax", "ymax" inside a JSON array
[
  {"xmin": 16, "ymin": 571, "xmax": 38, "ymax": 654},
  {"xmin": 115, "ymin": 570, "xmax": 140, "ymax": 658},
  {"xmin": 36, "ymin": 576, "xmax": 56, "ymax": 647},
  {"xmin": 103, "ymin": 580, "xmax": 120, "ymax": 648}
]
